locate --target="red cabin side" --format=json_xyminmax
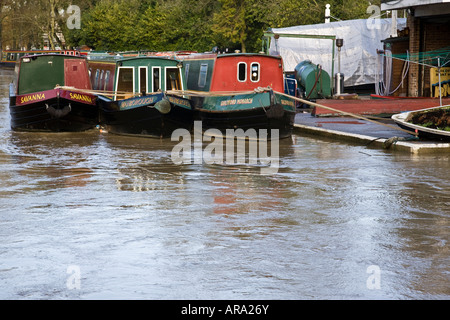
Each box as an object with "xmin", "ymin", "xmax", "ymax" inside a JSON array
[
  {"xmin": 210, "ymin": 54, "xmax": 284, "ymax": 93},
  {"xmin": 87, "ymin": 60, "xmax": 116, "ymax": 92}
]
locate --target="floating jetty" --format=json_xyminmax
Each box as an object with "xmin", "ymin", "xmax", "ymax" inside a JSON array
[{"xmin": 294, "ymin": 112, "xmax": 450, "ymax": 154}]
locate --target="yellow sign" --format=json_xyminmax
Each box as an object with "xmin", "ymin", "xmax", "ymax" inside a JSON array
[
  {"xmin": 20, "ymin": 93, "xmax": 46, "ymax": 104},
  {"xmin": 220, "ymin": 98, "xmax": 254, "ymax": 107},
  {"xmin": 430, "ymin": 67, "xmax": 450, "ymax": 98},
  {"xmin": 69, "ymin": 92, "xmax": 94, "ymax": 104}
]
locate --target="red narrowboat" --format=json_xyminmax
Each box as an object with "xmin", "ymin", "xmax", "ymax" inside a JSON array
[{"xmin": 180, "ymin": 52, "xmax": 296, "ymax": 139}]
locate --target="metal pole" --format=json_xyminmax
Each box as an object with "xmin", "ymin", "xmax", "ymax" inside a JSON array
[
  {"xmin": 438, "ymin": 58, "xmax": 442, "ymax": 107},
  {"xmin": 331, "ymin": 39, "xmax": 335, "ymax": 94}
]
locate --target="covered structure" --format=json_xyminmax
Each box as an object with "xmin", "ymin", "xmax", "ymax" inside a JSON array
[{"xmin": 264, "ymin": 18, "xmax": 407, "ymax": 91}]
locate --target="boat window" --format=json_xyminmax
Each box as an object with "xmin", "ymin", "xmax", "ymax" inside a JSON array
[
  {"xmin": 104, "ymin": 70, "xmax": 110, "ymax": 91},
  {"xmin": 166, "ymin": 67, "xmax": 181, "ymax": 91},
  {"xmin": 152, "ymin": 67, "xmax": 161, "ymax": 92},
  {"xmin": 139, "ymin": 67, "xmax": 148, "ymax": 94},
  {"xmin": 185, "ymin": 63, "xmax": 190, "ymax": 82},
  {"xmin": 250, "ymin": 63, "xmax": 260, "ymax": 82},
  {"xmin": 198, "ymin": 64, "xmax": 208, "ymax": 88},
  {"xmin": 238, "ymin": 62, "xmax": 247, "ymax": 82},
  {"xmin": 100, "ymin": 70, "xmax": 104, "ymax": 89},
  {"xmin": 94, "ymin": 69, "xmax": 100, "ymax": 89},
  {"xmin": 116, "ymin": 67, "xmax": 134, "ymax": 95}
]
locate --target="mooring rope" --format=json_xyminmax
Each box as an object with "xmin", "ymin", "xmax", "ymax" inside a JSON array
[
  {"xmin": 54, "ymin": 85, "xmax": 141, "ymax": 98},
  {"xmin": 275, "ymin": 90, "xmax": 418, "ymax": 136}
]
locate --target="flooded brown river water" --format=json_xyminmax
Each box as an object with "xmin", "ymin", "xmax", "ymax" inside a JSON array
[{"xmin": 0, "ymin": 68, "xmax": 448, "ymax": 299}]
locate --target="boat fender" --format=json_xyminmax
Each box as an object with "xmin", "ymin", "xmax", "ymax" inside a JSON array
[
  {"xmin": 265, "ymin": 90, "xmax": 284, "ymax": 119},
  {"xmin": 46, "ymin": 103, "xmax": 71, "ymax": 118},
  {"xmin": 154, "ymin": 98, "xmax": 171, "ymax": 114}
]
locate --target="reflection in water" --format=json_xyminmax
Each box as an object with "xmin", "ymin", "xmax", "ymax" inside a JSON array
[
  {"xmin": 1, "ymin": 131, "xmax": 99, "ymax": 195},
  {"xmin": 209, "ymin": 169, "xmax": 287, "ymax": 215},
  {"xmin": 0, "ymin": 68, "xmax": 449, "ymax": 299}
]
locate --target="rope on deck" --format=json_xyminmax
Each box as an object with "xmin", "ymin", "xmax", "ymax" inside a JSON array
[{"xmin": 54, "ymin": 85, "xmax": 141, "ymax": 98}]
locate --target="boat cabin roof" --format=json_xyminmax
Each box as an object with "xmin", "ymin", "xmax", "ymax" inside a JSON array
[{"xmin": 117, "ymin": 56, "xmax": 182, "ymax": 67}]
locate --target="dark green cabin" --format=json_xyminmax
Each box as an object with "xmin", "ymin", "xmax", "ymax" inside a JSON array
[
  {"xmin": 113, "ymin": 56, "xmax": 186, "ymax": 100},
  {"xmin": 16, "ymin": 54, "xmax": 91, "ymax": 95}
]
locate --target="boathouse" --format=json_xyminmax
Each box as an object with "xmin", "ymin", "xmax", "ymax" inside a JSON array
[{"xmin": 381, "ymin": 0, "xmax": 450, "ymax": 98}]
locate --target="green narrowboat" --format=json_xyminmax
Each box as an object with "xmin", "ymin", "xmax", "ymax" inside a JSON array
[
  {"xmin": 180, "ymin": 52, "xmax": 297, "ymax": 139},
  {"xmin": 96, "ymin": 56, "xmax": 193, "ymax": 138},
  {"xmin": 9, "ymin": 54, "xmax": 98, "ymax": 132}
]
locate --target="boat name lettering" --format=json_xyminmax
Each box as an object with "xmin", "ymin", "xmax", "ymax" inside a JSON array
[
  {"xmin": 69, "ymin": 92, "xmax": 94, "ymax": 104},
  {"xmin": 220, "ymin": 98, "xmax": 253, "ymax": 107},
  {"xmin": 120, "ymin": 96, "xmax": 156, "ymax": 108},
  {"xmin": 281, "ymin": 99, "xmax": 295, "ymax": 107},
  {"xmin": 168, "ymin": 96, "xmax": 190, "ymax": 108},
  {"xmin": 20, "ymin": 93, "xmax": 46, "ymax": 104}
]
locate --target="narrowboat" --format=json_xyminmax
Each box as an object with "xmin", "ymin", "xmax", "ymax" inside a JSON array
[
  {"xmin": 180, "ymin": 52, "xmax": 297, "ymax": 139},
  {"xmin": 95, "ymin": 56, "xmax": 193, "ymax": 138},
  {"xmin": 9, "ymin": 54, "xmax": 98, "ymax": 132},
  {"xmin": 392, "ymin": 105, "xmax": 450, "ymax": 141}
]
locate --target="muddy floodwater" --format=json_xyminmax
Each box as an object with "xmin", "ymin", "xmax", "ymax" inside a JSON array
[{"xmin": 0, "ymin": 68, "xmax": 448, "ymax": 299}]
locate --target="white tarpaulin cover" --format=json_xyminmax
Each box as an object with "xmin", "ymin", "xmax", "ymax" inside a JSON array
[{"xmin": 269, "ymin": 18, "xmax": 407, "ymax": 87}]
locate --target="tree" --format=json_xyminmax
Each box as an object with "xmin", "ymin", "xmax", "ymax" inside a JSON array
[
  {"xmin": 80, "ymin": 0, "xmax": 141, "ymax": 51},
  {"xmin": 0, "ymin": 0, "xmax": 73, "ymax": 49},
  {"xmin": 1, "ymin": 0, "xmax": 383, "ymax": 52},
  {"xmin": 212, "ymin": 0, "xmax": 248, "ymax": 52}
]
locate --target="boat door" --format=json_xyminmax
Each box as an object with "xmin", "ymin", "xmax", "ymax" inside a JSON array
[
  {"xmin": 165, "ymin": 67, "xmax": 182, "ymax": 91},
  {"xmin": 64, "ymin": 59, "xmax": 92, "ymax": 90}
]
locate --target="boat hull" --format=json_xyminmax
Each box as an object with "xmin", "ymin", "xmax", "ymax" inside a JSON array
[
  {"xmin": 98, "ymin": 93, "xmax": 194, "ymax": 138},
  {"xmin": 193, "ymin": 91, "xmax": 296, "ymax": 139},
  {"xmin": 392, "ymin": 105, "xmax": 450, "ymax": 141},
  {"xmin": 9, "ymin": 87, "xmax": 98, "ymax": 132}
]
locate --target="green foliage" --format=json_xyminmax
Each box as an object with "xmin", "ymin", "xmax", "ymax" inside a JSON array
[
  {"xmin": 3, "ymin": 0, "xmax": 381, "ymax": 52},
  {"xmin": 78, "ymin": 0, "xmax": 142, "ymax": 51}
]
